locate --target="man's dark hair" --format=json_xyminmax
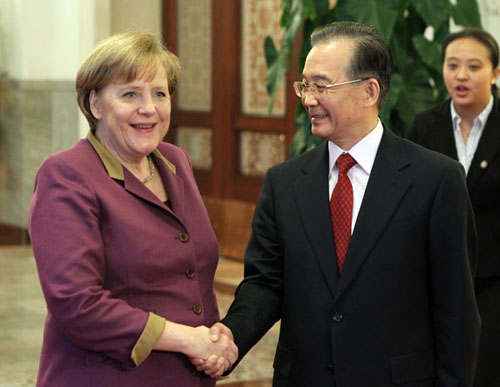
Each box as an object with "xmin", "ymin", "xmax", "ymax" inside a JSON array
[{"xmin": 311, "ymin": 21, "xmax": 393, "ymax": 109}]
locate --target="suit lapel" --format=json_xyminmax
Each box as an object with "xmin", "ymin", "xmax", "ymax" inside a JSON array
[
  {"xmin": 467, "ymin": 97, "xmax": 500, "ymax": 192},
  {"xmin": 334, "ymin": 130, "xmax": 411, "ymax": 303},
  {"xmin": 432, "ymin": 101, "xmax": 458, "ymax": 159},
  {"xmin": 293, "ymin": 143, "xmax": 339, "ymax": 296}
]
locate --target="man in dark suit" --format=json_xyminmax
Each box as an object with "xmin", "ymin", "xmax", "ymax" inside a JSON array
[{"xmin": 196, "ymin": 22, "xmax": 480, "ymax": 386}]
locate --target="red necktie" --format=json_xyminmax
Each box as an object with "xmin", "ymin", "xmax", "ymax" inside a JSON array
[{"xmin": 330, "ymin": 153, "xmax": 356, "ymax": 274}]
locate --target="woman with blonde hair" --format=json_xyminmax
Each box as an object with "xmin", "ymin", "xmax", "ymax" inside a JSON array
[{"xmin": 29, "ymin": 31, "xmax": 236, "ymax": 386}]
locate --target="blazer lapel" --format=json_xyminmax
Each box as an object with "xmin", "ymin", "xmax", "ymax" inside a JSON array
[
  {"xmin": 122, "ymin": 156, "xmax": 185, "ymax": 224},
  {"xmin": 293, "ymin": 143, "xmax": 339, "ymax": 296},
  {"xmin": 88, "ymin": 132, "xmax": 186, "ymax": 223},
  {"xmin": 432, "ymin": 101, "xmax": 458, "ymax": 160},
  {"xmin": 158, "ymin": 157, "xmax": 185, "ymax": 220},
  {"xmin": 334, "ymin": 130, "xmax": 411, "ymax": 303},
  {"xmin": 467, "ymin": 97, "xmax": 500, "ymax": 192},
  {"xmin": 123, "ymin": 168, "xmax": 164, "ymax": 209}
]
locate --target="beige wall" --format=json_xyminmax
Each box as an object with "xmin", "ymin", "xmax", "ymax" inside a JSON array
[
  {"xmin": 478, "ymin": 0, "xmax": 500, "ymax": 46},
  {"xmin": 111, "ymin": 0, "xmax": 162, "ymax": 36},
  {"xmin": 0, "ymin": 0, "xmax": 162, "ymax": 228}
]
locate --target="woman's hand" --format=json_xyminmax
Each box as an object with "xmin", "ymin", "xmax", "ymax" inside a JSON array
[
  {"xmin": 189, "ymin": 322, "xmax": 238, "ymax": 378},
  {"xmin": 153, "ymin": 320, "xmax": 238, "ymax": 377}
]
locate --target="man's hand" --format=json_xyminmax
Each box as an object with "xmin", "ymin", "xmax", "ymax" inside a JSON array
[{"xmin": 190, "ymin": 322, "xmax": 238, "ymax": 378}]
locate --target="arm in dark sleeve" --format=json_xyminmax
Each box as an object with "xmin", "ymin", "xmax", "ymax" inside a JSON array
[
  {"xmin": 221, "ymin": 168, "xmax": 283, "ymax": 364},
  {"xmin": 428, "ymin": 163, "xmax": 480, "ymax": 386}
]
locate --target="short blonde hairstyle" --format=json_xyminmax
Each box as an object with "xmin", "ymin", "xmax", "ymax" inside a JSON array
[{"xmin": 76, "ymin": 31, "xmax": 180, "ymax": 130}]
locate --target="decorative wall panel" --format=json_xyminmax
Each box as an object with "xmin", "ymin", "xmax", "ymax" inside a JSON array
[
  {"xmin": 177, "ymin": 0, "xmax": 212, "ymax": 112},
  {"xmin": 239, "ymin": 131, "xmax": 286, "ymax": 176},
  {"xmin": 176, "ymin": 126, "xmax": 213, "ymax": 170},
  {"xmin": 241, "ymin": 0, "xmax": 285, "ymax": 117}
]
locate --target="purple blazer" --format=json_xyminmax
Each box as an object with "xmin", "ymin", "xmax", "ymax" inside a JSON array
[{"xmin": 29, "ymin": 134, "xmax": 219, "ymax": 386}]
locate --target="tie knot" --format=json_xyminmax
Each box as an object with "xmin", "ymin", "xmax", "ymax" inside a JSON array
[{"xmin": 337, "ymin": 153, "xmax": 356, "ymax": 174}]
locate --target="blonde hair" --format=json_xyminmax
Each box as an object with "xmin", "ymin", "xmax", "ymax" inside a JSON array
[{"xmin": 76, "ymin": 31, "xmax": 180, "ymax": 130}]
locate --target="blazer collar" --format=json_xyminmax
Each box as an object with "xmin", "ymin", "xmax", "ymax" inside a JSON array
[
  {"xmin": 430, "ymin": 101, "xmax": 458, "ymax": 160},
  {"xmin": 87, "ymin": 130, "xmax": 176, "ymax": 180},
  {"xmin": 87, "ymin": 130, "xmax": 185, "ymax": 221}
]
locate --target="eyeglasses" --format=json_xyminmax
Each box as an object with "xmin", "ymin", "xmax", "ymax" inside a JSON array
[{"xmin": 293, "ymin": 78, "xmax": 370, "ymax": 98}]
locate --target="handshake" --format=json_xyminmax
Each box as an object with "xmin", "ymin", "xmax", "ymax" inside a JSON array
[{"xmin": 188, "ymin": 322, "xmax": 238, "ymax": 378}]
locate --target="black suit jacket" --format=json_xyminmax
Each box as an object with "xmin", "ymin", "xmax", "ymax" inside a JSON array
[
  {"xmin": 407, "ymin": 97, "xmax": 500, "ymax": 278},
  {"xmin": 222, "ymin": 129, "xmax": 480, "ymax": 386}
]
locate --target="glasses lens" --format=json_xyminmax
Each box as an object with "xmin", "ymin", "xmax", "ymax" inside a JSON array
[{"xmin": 293, "ymin": 82, "xmax": 303, "ymax": 97}]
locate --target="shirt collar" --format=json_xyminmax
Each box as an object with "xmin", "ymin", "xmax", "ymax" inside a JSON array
[
  {"xmin": 450, "ymin": 95, "xmax": 494, "ymax": 131},
  {"xmin": 87, "ymin": 130, "xmax": 176, "ymax": 181},
  {"xmin": 328, "ymin": 119, "xmax": 383, "ymax": 175}
]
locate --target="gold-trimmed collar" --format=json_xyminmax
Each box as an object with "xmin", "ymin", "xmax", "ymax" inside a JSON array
[{"xmin": 87, "ymin": 130, "xmax": 176, "ymax": 180}]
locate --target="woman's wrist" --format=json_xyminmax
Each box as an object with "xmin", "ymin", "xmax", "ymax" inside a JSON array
[{"xmin": 154, "ymin": 320, "xmax": 195, "ymax": 354}]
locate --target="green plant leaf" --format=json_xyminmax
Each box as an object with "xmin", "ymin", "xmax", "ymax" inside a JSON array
[
  {"xmin": 380, "ymin": 74, "xmax": 403, "ymax": 126},
  {"xmin": 335, "ymin": 0, "xmax": 400, "ymax": 42},
  {"xmin": 266, "ymin": 0, "xmax": 305, "ymax": 113},
  {"xmin": 280, "ymin": 0, "xmax": 292, "ymax": 27},
  {"xmin": 434, "ymin": 19, "xmax": 451, "ymax": 43},
  {"xmin": 313, "ymin": 0, "xmax": 331, "ymax": 20},
  {"xmin": 409, "ymin": 0, "xmax": 448, "ymax": 29},
  {"xmin": 302, "ymin": 0, "xmax": 316, "ymax": 20},
  {"xmin": 290, "ymin": 109, "xmax": 310, "ymax": 157},
  {"xmin": 412, "ymin": 35, "xmax": 441, "ymax": 70},
  {"xmin": 290, "ymin": 124, "xmax": 307, "ymax": 158},
  {"xmin": 396, "ymin": 0, "xmax": 411, "ymax": 14},
  {"xmin": 390, "ymin": 21, "xmax": 411, "ymax": 71},
  {"xmin": 264, "ymin": 37, "xmax": 279, "ymax": 68},
  {"xmin": 306, "ymin": 135, "xmax": 324, "ymax": 152},
  {"xmin": 265, "ymin": 51, "xmax": 287, "ymax": 112},
  {"xmin": 281, "ymin": 0, "xmax": 304, "ymax": 49},
  {"xmin": 396, "ymin": 87, "xmax": 436, "ymax": 128},
  {"xmin": 448, "ymin": 0, "xmax": 482, "ymax": 27},
  {"xmin": 395, "ymin": 69, "xmax": 437, "ymax": 127}
]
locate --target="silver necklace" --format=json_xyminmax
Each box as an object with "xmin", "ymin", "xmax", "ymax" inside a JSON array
[{"xmin": 142, "ymin": 155, "xmax": 155, "ymax": 184}]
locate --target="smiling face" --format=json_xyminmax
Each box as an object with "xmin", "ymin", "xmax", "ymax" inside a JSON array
[
  {"xmin": 443, "ymin": 38, "xmax": 500, "ymax": 114},
  {"xmin": 301, "ymin": 39, "xmax": 377, "ymax": 149},
  {"xmin": 90, "ymin": 69, "xmax": 171, "ymax": 164}
]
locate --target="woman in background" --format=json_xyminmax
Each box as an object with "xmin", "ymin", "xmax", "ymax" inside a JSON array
[
  {"xmin": 29, "ymin": 31, "xmax": 236, "ymax": 386},
  {"xmin": 406, "ymin": 28, "xmax": 500, "ymax": 387}
]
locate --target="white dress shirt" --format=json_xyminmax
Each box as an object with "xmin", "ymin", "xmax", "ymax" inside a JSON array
[
  {"xmin": 451, "ymin": 96, "xmax": 493, "ymax": 173},
  {"xmin": 328, "ymin": 119, "xmax": 384, "ymax": 233}
]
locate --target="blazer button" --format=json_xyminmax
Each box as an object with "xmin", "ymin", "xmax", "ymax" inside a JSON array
[
  {"xmin": 192, "ymin": 304, "xmax": 202, "ymax": 315},
  {"xmin": 178, "ymin": 232, "xmax": 189, "ymax": 242},
  {"xmin": 185, "ymin": 268, "xmax": 196, "ymax": 278},
  {"xmin": 327, "ymin": 364, "xmax": 335, "ymax": 375},
  {"xmin": 332, "ymin": 313, "xmax": 343, "ymax": 322}
]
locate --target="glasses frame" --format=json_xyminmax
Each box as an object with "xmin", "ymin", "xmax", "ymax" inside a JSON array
[{"xmin": 293, "ymin": 77, "xmax": 370, "ymax": 98}]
